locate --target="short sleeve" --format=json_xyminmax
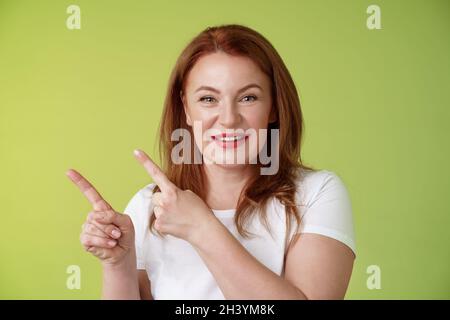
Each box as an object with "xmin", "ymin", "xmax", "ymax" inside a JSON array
[
  {"xmin": 123, "ymin": 183, "xmax": 156, "ymax": 269},
  {"xmin": 296, "ymin": 170, "xmax": 356, "ymax": 255}
]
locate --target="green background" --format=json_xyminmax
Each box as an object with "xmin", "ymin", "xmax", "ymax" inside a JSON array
[{"xmin": 0, "ymin": 0, "xmax": 449, "ymax": 299}]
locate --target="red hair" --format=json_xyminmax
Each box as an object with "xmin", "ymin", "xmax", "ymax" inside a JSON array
[{"xmin": 151, "ymin": 24, "xmax": 314, "ymax": 252}]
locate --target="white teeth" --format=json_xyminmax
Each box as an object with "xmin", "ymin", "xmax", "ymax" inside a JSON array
[{"xmin": 218, "ymin": 135, "xmax": 244, "ymax": 142}]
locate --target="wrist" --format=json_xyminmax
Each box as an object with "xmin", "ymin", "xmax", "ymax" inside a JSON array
[
  {"xmin": 101, "ymin": 250, "xmax": 140, "ymax": 300},
  {"xmin": 189, "ymin": 213, "xmax": 224, "ymax": 249},
  {"xmin": 102, "ymin": 251, "xmax": 137, "ymax": 274}
]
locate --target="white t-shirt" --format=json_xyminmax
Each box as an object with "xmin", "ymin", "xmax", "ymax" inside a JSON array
[{"xmin": 124, "ymin": 168, "xmax": 356, "ymax": 300}]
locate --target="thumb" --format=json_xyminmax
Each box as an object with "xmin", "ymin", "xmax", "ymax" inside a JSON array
[{"xmin": 95, "ymin": 210, "xmax": 133, "ymax": 230}]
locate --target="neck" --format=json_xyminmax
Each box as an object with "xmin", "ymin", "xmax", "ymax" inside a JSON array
[{"xmin": 202, "ymin": 164, "xmax": 258, "ymax": 210}]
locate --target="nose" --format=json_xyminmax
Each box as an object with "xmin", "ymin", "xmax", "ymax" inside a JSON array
[{"xmin": 218, "ymin": 100, "xmax": 241, "ymax": 128}]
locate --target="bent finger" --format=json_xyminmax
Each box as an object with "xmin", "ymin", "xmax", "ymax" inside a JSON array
[{"xmin": 80, "ymin": 234, "xmax": 117, "ymax": 248}]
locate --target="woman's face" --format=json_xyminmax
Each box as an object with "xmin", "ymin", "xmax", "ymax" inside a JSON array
[{"xmin": 182, "ymin": 52, "xmax": 276, "ymax": 167}]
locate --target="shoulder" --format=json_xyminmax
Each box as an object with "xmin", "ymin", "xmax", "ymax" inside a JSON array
[
  {"xmin": 292, "ymin": 167, "xmax": 356, "ymax": 254},
  {"xmin": 295, "ymin": 168, "xmax": 351, "ymax": 210}
]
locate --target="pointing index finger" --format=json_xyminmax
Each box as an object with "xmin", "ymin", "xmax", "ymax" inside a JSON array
[
  {"xmin": 66, "ymin": 169, "xmax": 112, "ymax": 211},
  {"xmin": 133, "ymin": 149, "xmax": 175, "ymax": 192}
]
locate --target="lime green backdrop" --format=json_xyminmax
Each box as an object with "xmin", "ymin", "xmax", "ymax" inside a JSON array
[{"xmin": 0, "ymin": 0, "xmax": 449, "ymax": 299}]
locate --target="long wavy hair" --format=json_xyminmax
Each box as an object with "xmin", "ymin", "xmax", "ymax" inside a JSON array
[{"xmin": 150, "ymin": 24, "xmax": 314, "ymax": 252}]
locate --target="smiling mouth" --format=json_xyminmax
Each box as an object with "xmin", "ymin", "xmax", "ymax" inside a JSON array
[
  {"xmin": 212, "ymin": 135, "xmax": 245, "ymax": 142},
  {"xmin": 211, "ymin": 133, "xmax": 249, "ymax": 148}
]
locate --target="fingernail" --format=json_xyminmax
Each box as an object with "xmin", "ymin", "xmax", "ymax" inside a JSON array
[
  {"xmin": 134, "ymin": 149, "xmax": 141, "ymax": 156},
  {"xmin": 112, "ymin": 229, "xmax": 121, "ymax": 238},
  {"xmin": 108, "ymin": 240, "xmax": 117, "ymax": 247}
]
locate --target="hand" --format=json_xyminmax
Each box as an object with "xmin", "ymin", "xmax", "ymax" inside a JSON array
[
  {"xmin": 66, "ymin": 169, "xmax": 135, "ymax": 267},
  {"xmin": 133, "ymin": 149, "xmax": 217, "ymax": 245}
]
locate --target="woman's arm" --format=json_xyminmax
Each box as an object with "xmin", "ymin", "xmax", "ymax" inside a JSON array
[
  {"xmin": 102, "ymin": 253, "xmax": 154, "ymax": 300},
  {"xmin": 191, "ymin": 220, "xmax": 354, "ymax": 300},
  {"xmin": 101, "ymin": 254, "xmax": 140, "ymax": 300},
  {"xmin": 283, "ymin": 233, "xmax": 355, "ymax": 299},
  {"xmin": 138, "ymin": 270, "xmax": 153, "ymax": 300}
]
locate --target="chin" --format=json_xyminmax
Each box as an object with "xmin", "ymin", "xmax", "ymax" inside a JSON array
[
  {"xmin": 202, "ymin": 155, "xmax": 260, "ymax": 169},
  {"xmin": 213, "ymin": 162, "xmax": 248, "ymax": 169}
]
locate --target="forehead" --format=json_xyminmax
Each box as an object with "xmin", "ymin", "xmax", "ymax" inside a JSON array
[{"xmin": 185, "ymin": 52, "xmax": 270, "ymax": 92}]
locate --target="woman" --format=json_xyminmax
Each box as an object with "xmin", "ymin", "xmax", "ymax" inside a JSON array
[{"xmin": 67, "ymin": 24, "xmax": 356, "ymax": 299}]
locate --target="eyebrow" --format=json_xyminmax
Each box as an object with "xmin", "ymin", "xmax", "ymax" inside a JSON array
[{"xmin": 194, "ymin": 83, "xmax": 262, "ymax": 94}]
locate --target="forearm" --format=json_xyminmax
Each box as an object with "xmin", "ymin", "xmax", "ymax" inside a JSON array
[
  {"xmin": 192, "ymin": 220, "xmax": 307, "ymax": 300},
  {"xmin": 101, "ymin": 253, "xmax": 140, "ymax": 300}
]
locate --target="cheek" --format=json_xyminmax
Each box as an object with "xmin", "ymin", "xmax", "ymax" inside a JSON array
[
  {"xmin": 241, "ymin": 109, "xmax": 272, "ymax": 155},
  {"xmin": 187, "ymin": 105, "xmax": 216, "ymax": 131},
  {"xmin": 187, "ymin": 106, "xmax": 217, "ymax": 124},
  {"xmin": 190, "ymin": 115, "xmax": 216, "ymax": 151},
  {"xmin": 241, "ymin": 109, "xmax": 271, "ymax": 130}
]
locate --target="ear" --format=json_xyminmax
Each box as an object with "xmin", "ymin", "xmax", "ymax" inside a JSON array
[
  {"xmin": 269, "ymin": 106, "xmax": 278, "ymax": 124},
  {"xmin": 180, "ymin": 91, "xmax": 192, "ymax": 126}
]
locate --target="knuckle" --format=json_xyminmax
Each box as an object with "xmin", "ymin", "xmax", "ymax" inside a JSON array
[
  {"xmin": 156, "ymin": 214, "xmax": 165, "ymax": 224},
  {"xmin": 105, "ymin": 210, "xmax": 116, "ymax": 221},
  {"xmin": 155, "ymin": 220, "xmax": 166, "ymax": 234},
  {"xmin": 80, "ymin": 234, "xmax": 89, "ymax": 246},
  {"xmin": 124, "ymin": 214, "xmax": 135, "ymax": 232},
  {"xmin": 156, "ymin": 206, "xmax": 165, "ymax": 216},
  {"xmin": 126, "ymin": 215, "xmax": 133, "ymax": 227},
  {"xmin": 164, "ymin": 192, "xmax": 175, "ymax": 203},
  {"xmin": 124, "ymin": 213, "xmax": 132, "ymax": 223},
  {"xmin": 94, "ymin": 211, "xmax": 106, "ymax": 221},
  {"xmin": 86, "ymin": 223, "xmax": 95, "ymax": 233},
  {"xmin": 122, "ymin": 213, "xmax": 132, "ymax": 227},
  {"xmin": 152, "ymin": 193, "xmax": 161, "ymax": 204},
  {"xmin": 87, "ymin": 211, "xmax": 95, "ymax": 222},
  {"xmin": 168, "ymin": 187, "xmax": 177, "ymax": 197},
  {"xmin": 91, "ymin": 211, "xmax": 105, "ymax": 222},
  {"xmin": 103, "ymin": 224, "xmax": 113, "ymax": 233},
  {"xmin": 96, "ymin": 238, "xmax": 105, "ymax": 247}
]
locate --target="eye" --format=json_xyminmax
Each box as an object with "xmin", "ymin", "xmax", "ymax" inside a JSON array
[
  {"xmin": 241, "ymin": 95, "xmax": 257, "ymax": 102},
  {"xmin": 199, "ymin": 96, "xmax": 217, "ymax": 104}
]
